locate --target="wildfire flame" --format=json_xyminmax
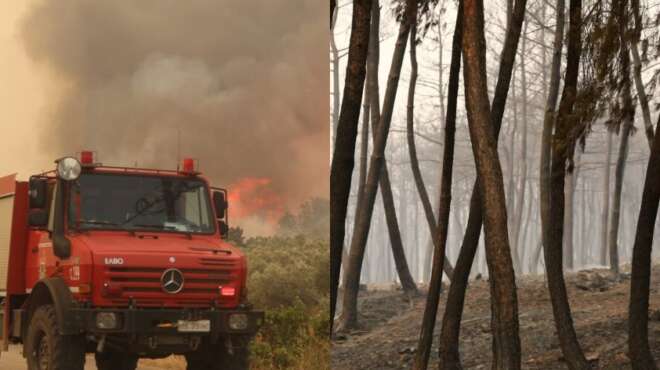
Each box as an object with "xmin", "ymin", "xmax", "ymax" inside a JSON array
[{"xmin": 227, "ymin": 177, "xmax": 285, "ymax": 225}]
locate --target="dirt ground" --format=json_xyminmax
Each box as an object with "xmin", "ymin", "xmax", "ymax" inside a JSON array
[
  {"xmin": 332, "ymin": 264, "xmax": 660, "ymax": 369},
  {"xmin": 0, "ymin": 345, "xmax": 172, "ymax": 370}
]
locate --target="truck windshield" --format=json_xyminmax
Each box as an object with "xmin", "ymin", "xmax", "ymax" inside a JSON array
[{"xmin": 69, "ymin": 173, "xmax": 216, "ymax": 234}]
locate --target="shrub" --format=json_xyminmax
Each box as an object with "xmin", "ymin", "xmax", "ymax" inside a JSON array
[{"xmin": 245, "ymin": 236, "xmax": 329, "ymax": 369}]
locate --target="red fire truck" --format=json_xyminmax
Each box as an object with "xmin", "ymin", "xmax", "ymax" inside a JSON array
[{"xmin": 0, "ymin": 152, "xmax": 263, "ymax": 370}]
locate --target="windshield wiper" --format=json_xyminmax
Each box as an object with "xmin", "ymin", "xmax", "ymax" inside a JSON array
[
  {"xmin": 78, "ymin": 220, "xmax": 120, "ymax": 227},
  {"xmin": 130, "ymin": 224, "xmax": 193, "ymax": 239},
  {"xmin": 130, "ymin": 224, "xmax": 175, "ymax": 230}
]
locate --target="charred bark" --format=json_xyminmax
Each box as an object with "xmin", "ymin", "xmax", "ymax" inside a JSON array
[
  {"xmin": 628, "ymin": 114, "xmax": 660, "ymax": 370},
  {"xmin": 437, "ymin": 0, "xmax": 527, "ymax": 367},
  {"xmin": 462, "ymin": 1, "xmax": 521, "ymax": 368},
  {"xmin": 330, "ymin": 0, "xmax": 372, "ymax": 330},
  {"xmin": 544, "ymin": 0, "xmax": 591, "ymax": 367}
]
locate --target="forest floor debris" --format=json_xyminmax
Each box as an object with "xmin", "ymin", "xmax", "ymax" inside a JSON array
[{"xmin": 332, "ymin": 263, "xmax": 660, "ymax": 369}]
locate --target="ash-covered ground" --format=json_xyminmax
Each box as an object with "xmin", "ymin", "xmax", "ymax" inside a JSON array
[{"xmin": 332, "ymin": 264, "xmax": 660, "ymax": 369}]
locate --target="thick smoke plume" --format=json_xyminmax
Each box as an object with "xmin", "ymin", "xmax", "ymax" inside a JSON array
[{"xmin": 20, "ymin": 0, "xmax": 328, "ymax": 233}]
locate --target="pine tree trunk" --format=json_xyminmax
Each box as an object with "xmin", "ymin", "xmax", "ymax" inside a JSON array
[
  {"xmin": 628, "ymin": 114, "xmax": 660, "ymax": 369},
  {"xmin": 330, "ymin": 0, "xmax": 372, "ymax": 329},
  {"xmin": 609, "ymin": 0, "xmax": 635, "ymax": 277},
  {"xmin": 412, "ymin": 3, "xmax": 461, "ymax": 368},
  {"xmin": 437, "ymin": 0, "xmax": 527, "ymax": 367},
  {"xmin": 367, "ymin": 0, "xmax": 417, "ymax": 294},
  {"xmin": 336, "ymin": 0, "xmax": 414, "ymax": 331},
  {"xmin": 544, "ymin": 0, "xmax": 590, "ymax": 367},
  {"xmin": 462, "ymin": 1, "xmax": 521, "ymax": 368},
  {"xmin": 602, "ymin": 130, "xmax": 613, "ymax": 266},
  {"xmin": 564, "ymin": 153, "xmax": 578, "ymax": 271}
]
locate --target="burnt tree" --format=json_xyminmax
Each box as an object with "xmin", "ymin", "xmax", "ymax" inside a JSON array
[
  {"xmin": 330, "ymin": 0, "xmax": 372, "ymax": 330},
  {"xmin": 544, "ymin": 0, "xmax": 591, "ymax": 367},
  {"xmin": 628, "ymin": 114, "xmax": 660, "ymax": 369},
  {"xmin": 437, "ymin": 0, "xmax": 527, "ymax": 367},
  {"xmin": 461, "ymin": 0, "xmax": 521, "ymax": 368}
]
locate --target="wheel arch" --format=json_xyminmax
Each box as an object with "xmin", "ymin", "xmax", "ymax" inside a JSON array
[{"xmin": 24, "ymin": 277, "xmax": 75, "ymax": 340}]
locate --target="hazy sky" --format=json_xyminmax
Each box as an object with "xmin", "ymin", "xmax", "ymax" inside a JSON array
[
  {"xmin": 0, "ymin": 1, "xmax": 52, "ymax": 176},
  {"xmin": 1, "ymin": 1, "xmax": 328, "ymax": 235}
]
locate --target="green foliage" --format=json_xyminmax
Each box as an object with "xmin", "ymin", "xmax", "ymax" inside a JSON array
[{"xmin": 246, "ymin": 235, "xmax": 329, "ymax": 370}]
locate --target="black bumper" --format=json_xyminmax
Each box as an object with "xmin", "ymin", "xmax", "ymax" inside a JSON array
[{"xmin": 62, "ymin": 307, "xmax": 264, "ymax": 337}]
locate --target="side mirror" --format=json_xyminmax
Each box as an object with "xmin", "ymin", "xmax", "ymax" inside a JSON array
[
  {"xmin": 213, "ymin": 191, "xmax": 227, "ymax": 219},
  {"xmin": 53, "ymin": 234, "xmax": 71, "ymax": 259},
  {"xmin": 28, "ymin": 209, "xmax": 48, "ymax": 227},
  {"xmin": 29, "ymin": 178, "xmax": 48, "ymax": 209}
]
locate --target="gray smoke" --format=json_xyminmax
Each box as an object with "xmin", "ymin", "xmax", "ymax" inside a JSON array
[{"xmin": 20, "ymin": 0, "xmax": 328, "ymax": 220}]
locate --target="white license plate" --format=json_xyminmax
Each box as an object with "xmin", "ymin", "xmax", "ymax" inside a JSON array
[{"xmin": 177, "ymin": 320, "xmax": 211, "ymax": 333}]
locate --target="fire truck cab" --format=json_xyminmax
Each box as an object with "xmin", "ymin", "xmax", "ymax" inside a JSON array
[{"xmin": 0, "ymin": 152, "xmax": 263, "ymax": 370}]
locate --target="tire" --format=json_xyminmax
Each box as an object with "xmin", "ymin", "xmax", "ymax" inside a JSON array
[
  {"xmin": 185, "ymin": 339, "xmax": 249, "ymax": 370},
  {"xmin": 95, "ymin": 350, "xmax": 139, "ymax": 370},
  {"xmin": 25, "ymin": 304, "xmax": 86, "ymax": 370}
]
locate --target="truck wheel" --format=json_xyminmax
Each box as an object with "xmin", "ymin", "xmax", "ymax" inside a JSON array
[
  {"xmin": 95, "ymin": 350, "xmax": 139, "ymax": 370},
  {"xmin": 185, "ymin": 340, "xmax": 249, "ymax": 370},
  {"xmin": 25, "ymin": 304, "xmax": 86, "ymax": 370}
]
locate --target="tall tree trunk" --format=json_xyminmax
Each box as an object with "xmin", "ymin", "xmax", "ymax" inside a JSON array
[
  {"xmin": 344, "ymin": 41, "xmax": 372, "ymax": 292},
  {"xmin": 371, "ymin": 0, "xmax": 417, "ymax": 293},
  {"xmin": 631, "ymin": 0, "xmax": 654, "ymax": 149},
  {"xmin": 359, "ymin": 87, "xmax": 370, "ymax": 196},
  {"xmin": 437, "ymin": 0, "xmax": 527, "ymax": 367},
  {"xmin": 331, "ymin": 9, "xmax": 341, "ymax": 150},
  {"xmin": 407, "ymin": 32, "xmax": 455, "ymax": 280},
  {"xmin": 602, "ymin": 130, "xmax": 613, "ymax": 266},
  {"xmin": 540, "ymin": 0, "xmax": 563, "ymax": 280},
  {"xmin": 609, "ymin": 0, "xmax": 635, "ymax": 277},
  {"xmin": 336, "ymin": 0, "xmax": 414, "ymax": 332},
  {"xmin": 628, "ymin": 114, "xmax": 660, "ymax": 370},
  {"xmin": 564, "ymin": 152, "xmax": 579, "ymax": 270},
  {"xmin": 413, "ymin": 3, "xmax": 462, "ymax": 369},
  {"xmin": 540, "ymin": 0, "xmax": 564, "ymax": 270},
  {"xmin": 508, "ymin": 78, "xmax": 521, "ymax": 272},
  {"xmin": 461, "ymin": 1, "xmax": 521, "ymax": 368},
  {"xmin": 544, "ymin": 0, "xmax": 590, "ymax": 367},
  {"xmin": 330, "ymin": 0, "xmax": 372, "ymax": 329},
  {"xmin": 511, "ymin": 23, "xmax": 528, "ymax": 272},
  {"xmin": 438, "ymin": 8, "xmax": 446, "ymax": 123}
]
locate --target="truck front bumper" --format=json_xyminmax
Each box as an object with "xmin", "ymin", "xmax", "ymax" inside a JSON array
[{"xmin": 64, "ymin": 306, "xmax": 264, "ymax": 338}]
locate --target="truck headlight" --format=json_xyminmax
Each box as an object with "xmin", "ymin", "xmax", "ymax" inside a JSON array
[
  {"xmin": 96, "ymin": 312, "xmax": 120, "ymax": 329},
  {"xmin": 228, "ymin": 313, "xmax": 248, "ymax": 330},
  {"xmin": 56, "ymin": 157, "xmax": 82, "ymax": 181}
]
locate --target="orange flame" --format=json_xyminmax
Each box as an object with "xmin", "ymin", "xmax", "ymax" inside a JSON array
[{"xmin": 227, "ymin": 177, "xmax": 285, "ymax": 224}]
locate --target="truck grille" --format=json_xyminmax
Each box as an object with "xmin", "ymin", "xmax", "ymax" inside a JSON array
[{"xmin": 105, "ymin": 263, "xmax": 237, "ymax": 297}]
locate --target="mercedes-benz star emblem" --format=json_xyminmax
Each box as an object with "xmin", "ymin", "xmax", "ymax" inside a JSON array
[{"xmin": 161, "ymin": 268, "xmax": 184, "ymax": 294}]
